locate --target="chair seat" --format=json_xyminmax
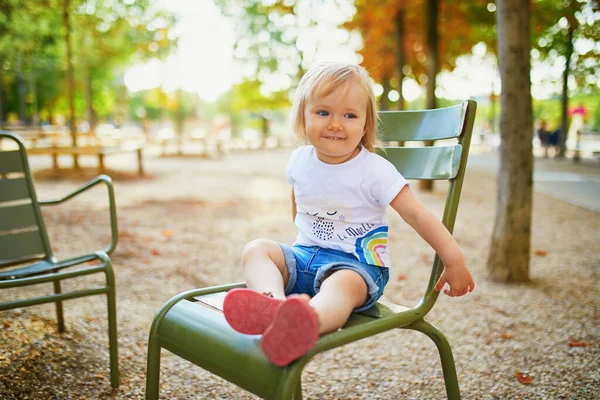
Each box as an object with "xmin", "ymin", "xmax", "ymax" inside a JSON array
[
  {"xmin": 155, "ymin": 293, "xmax": 414, "ymax": 399},
  {"xmin": 0, "ymin": 260, "xmax": 56, "ymax": 280},
  {"xmin": 0, "ymin": 254, "xmax": 97, "ymax": 280},
  {"xmin": 158, "ymin": 299, "xmax": 286, "ymax": 399}
]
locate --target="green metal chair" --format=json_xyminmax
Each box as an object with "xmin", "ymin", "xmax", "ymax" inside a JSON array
[
  {"xmin": 0, "ymin": 131, "xmax": 120, "ymax": 388},
  {"xmin": 145, "ymin": 100, "xmax": 477, "ymax": 399}
]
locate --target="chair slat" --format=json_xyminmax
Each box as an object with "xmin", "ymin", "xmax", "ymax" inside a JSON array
[
  {"xmin": 0, "ymin": 177, "xmax": 31, "ymax": 202},
  {"xmin": 0, "ymin": 150, "xmax": 24, "ymax": 174},
  {"xmin": 376, "ymin": 145, "xmax": 463, "ymax": 180},
  {"xmin": 0, "ymin": 230, "xmax": 45, "ymax": 263},
  {"xmin": 0, "ymin": 203, "xmax": 37, "ymax": 231},
  {"xmin": 378, "ymin": 102, "xmax": 467, "ymax": 142}
]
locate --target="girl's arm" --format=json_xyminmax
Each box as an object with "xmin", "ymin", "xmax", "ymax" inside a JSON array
[{"xmin": 390, "ymin": 186, "xmax": 475, "ymax": 297}]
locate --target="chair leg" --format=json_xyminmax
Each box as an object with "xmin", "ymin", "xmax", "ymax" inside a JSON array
[
  {"xmin": 275, "ymin": 367, "xmax": 304, "ymax": 400},
  {"xmin": 106, "ymin": 263, "xmax": 120, "ymax": 388},
  {"xmin": 53, "ymin": 280, "xmax": 65, "ymax": 333},
  {"xmin": 145, "ymin": 334, "xmax": 162, "ymax": 400},
  {"xmin": 405, "ymin": 319, "xmax": 461, "ymax": 400},
  {"xmin": 293, "ymin": 380, "xmax": 302, "ymax": 400}
]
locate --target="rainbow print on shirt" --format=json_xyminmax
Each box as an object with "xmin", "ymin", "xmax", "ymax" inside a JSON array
[{"xmin": 354, "ymin": 226, "xmax": 389, "ymax": 267}]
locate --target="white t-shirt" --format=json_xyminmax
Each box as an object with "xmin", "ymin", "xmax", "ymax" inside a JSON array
[{"xmin": 286, "ymin": 145, "xmax": 408, "ymax": 267}]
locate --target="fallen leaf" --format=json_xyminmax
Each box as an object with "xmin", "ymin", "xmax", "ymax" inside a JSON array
[
  {"xmin": 119, "ymin": 230, "xmax": 134, "ymax": 238},
  {"xmin": 499, "ymin": 333, "xmax": 514, "ymax": 340},
  {"xmin": 532, "ymin": 249, "xmax": 548, "ymax": 256},
  {"xmin": 3, "ymin": 321, "xmax": 12, "ymax": 328},
  {"xmin": 94, "ymin": 374, "xmax": 104, "ymax": 379},
  {"xmin": 151, "ymin": 248, "xmax": 161, "ymax": 256},
  {"xmin": 163, "ymin": 229, "xmax": 175, "ymax": 237},
  {"xmin": 397, "ymin": 273, "xmax": 407, "ymax": 281},
  {"xmin": 515, "ymin": 371, "xmax": 533, "ymax": 384},
  {"xmin": 568, "ymin": 340, "xmax": 594, "ymax": 347}
]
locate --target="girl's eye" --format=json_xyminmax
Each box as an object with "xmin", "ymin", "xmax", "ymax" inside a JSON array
[
  {"xmin": 345, "ymin": 113, "xmax": 357, "ymax": 119},
  {"xmin": 316, "ymin": 110, "xmax": 329, "ymax": 116}
]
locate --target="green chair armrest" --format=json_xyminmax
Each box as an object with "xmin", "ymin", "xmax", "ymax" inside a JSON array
[{"xmin": 38, "ymin": 174, "xmax": 118, "ymax": 255}]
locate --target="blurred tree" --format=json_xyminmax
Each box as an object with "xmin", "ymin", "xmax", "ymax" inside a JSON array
[
  {"xmin": 532, "ymin": 0, "xmax": 599, "ymax": 156},
  {"xmin": 220, "ymin": 78, "xmax": 289, "ymax": 145},
  {"xmin": 214, "ymin": 0, "xmax": 299, "ymax": 90},
  {"xmin": 70, "ymin": 0, "xmax": 176, "ymax": 135},
  {"xmin": 345, "ymin": 0, "xmax": 492, "ymax": 192},
  {"xmin": 0, "ymin": 0, "xmax": 177, "ymax": 148},
  {"xmin": 344, "ymin": 0, "xmax": 494, "ymax": 110},
  {"xmin": 488, "ymin": 0, "xmax": 534, "ymax": 282},
  {"xmin": 343, "ymin": 0, "xmax": 423, "ymax": 111},
  {"xmin": 64, "ymin": 0, "xmax": 78, "ymax": 157},
  {"xmin": 0, "ymin": 0, "xmax": 62, "ymax": 125}
]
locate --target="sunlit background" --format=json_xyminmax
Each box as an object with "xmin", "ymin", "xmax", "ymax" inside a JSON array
[{"xmin": 0, "ymin": 0, "xmax": 598, "ymax": 148}]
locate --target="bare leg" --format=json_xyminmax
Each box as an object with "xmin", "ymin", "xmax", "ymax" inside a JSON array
[
  {"xmin": 241, "ymin": 239, "xmax": 289, "ymax": 298},
  {"xmin": 224, "ymin": 239, "xmax": 292, "ymax": 334},
  {"xmin": 309, "ymin": 269, "xmax": 368, "ymax": 334}
]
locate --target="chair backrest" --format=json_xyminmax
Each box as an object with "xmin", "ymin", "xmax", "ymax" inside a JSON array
[
  {"xmin": 0, "ymin": 131, "xmax": 53, "ymax": 268},
  {"xmin": 376, "ymin": 100, "xmax": 477, "ymax": 316}
]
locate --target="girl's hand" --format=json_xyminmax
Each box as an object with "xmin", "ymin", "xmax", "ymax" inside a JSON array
[{"xmin": 434, "ymin": 264, "xmax": 475, "ymax": 297}]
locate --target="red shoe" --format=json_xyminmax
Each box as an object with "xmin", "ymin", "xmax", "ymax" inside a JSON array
[
  {"xmin": 223, "ymin": 289, "xmax": 284, "ymax": 335},
  {"xmin": 261, "ymin": 296, "xmax": 320, "ymax": 366}
]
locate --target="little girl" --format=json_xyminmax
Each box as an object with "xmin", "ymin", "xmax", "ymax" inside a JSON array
[{"xmin": 223, "ymin": 62, "xmax": 475, "ymax": 366}]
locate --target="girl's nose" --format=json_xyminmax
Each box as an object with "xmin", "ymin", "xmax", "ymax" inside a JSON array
[{"xmin": 328, "ymin": 122, "xmax": 343, "ymax": 131}]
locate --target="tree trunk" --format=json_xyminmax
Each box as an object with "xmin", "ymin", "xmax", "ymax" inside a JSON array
[
  {"xmin": 487, "ymin": 0, "xmax": 533, "ymax": 282},
  {"xmin": 380, "ymin": 77, "xmax": 391, "ymax": 111},
  {"xmin": 16, "ymin": 52, "xmax": 27, "ymax": 124},
  {"xmin": 176, "ymin": 89, "xmax": 185, "ymax": 155},
  {"xmin": 558, "ymin": 25, "xmax": 574, "ymax": 158},
  {"xmin": 420, "ymin": 0, "xmax": 438, "ymax": 192},
  {"xmin": 84, "ymin": 66, "xmax": 96, "ymax": 134},
  {"xmin": 489, "ymin": 92, "xmax": 497, "ymax": 135},
  {"xmin": 28, "ymin": 73, "xmax": 40, "ymax": 127},
  {"xmin": 0, "ymin": 68, "xmax": 4, "ymax": 125},
  {"xmin": 64, "ymin": 0, "xmax": 79, "ymax": 167},
  {"xmin": 394, "ymin": 9, "xmax": 405, "ymax": 111}
]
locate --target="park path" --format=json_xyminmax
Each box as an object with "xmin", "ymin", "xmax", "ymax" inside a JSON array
[
  {"xmin": 2, "ymin": 144, "xmax": 598, "ymax": 399},
  {"xmin": 467, "ymin": 149, "xmax": 600, "ymax": 213}
]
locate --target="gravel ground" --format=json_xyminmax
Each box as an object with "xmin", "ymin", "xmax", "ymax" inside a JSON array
[{"xmin": 0, "ymin": 147, "xmax": 598, "ymax": 399}]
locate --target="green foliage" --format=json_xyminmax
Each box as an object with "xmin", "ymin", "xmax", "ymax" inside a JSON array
[
  {"xmin": 128, "ymin": 88, "xmax": 199, "ymax": 124},
  {"xmin": 533, "ymin": 93, "xmax": 598, "ymax": 130},
  {"xmin": 213, "ymin": 78, "xmax": 290, "ymax": 138},
  {"xmin": 214, "ymin": 0, "xmax": 297, "ymax": 79},
  {"xmin": 593, "ymin": 99, "xmax": 600, "ymax": 131},
  {"xmin": 228, "ymin": 79, "xmax": 290, "ymax": 113},
  {"xmin": 532, "ymin": 0, "xmax": 600, "ymax": 93},
  {"xmin": 0, "ymin": 0, "xmax": 177, "ymax": 125}
]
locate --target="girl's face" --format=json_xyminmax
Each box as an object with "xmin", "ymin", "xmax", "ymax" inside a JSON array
[{"xmin": 303, "ymin": 80, "xmax": 368, "ymax": 164}]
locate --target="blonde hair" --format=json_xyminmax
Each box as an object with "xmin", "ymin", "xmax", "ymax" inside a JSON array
[{"xmin": 290, "ymin": 62, "xmax": 380, "ymax": 152}]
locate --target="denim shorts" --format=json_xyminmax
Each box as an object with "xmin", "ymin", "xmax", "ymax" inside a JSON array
[{"xmin": 278, "ymin": 244, "xmax": 390, "ymax": 312}]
